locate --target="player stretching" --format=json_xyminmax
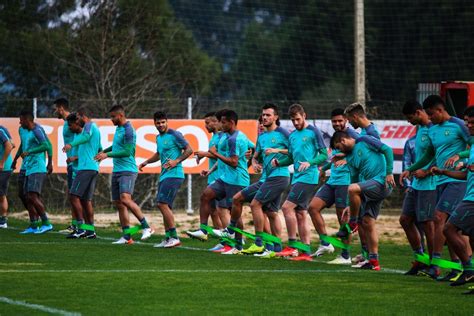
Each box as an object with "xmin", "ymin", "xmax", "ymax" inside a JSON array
[
  {"xmin": 139, "ymin": 111, "xmax": 192, "ymax": 248},
  {"xmin": 0, "ymin": 126, "xmax": 13, "ymax": 228},
  {"xmin": 95, "ymin": 105, "xmax": 154, "ymax": 244}
]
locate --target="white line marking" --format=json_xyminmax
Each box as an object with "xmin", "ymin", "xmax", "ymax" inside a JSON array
[
  {"xmin": 0, "ymin": 297, "xmax": 81, "ymax": 316},
  {"xmin": 0, "ymin": 269, "xmax": 356, "ymax": 274}
]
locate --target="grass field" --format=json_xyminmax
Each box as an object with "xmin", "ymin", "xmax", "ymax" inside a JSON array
[{"xmin": 0, "ymin": 218, "xmax": 473, "ymax": 315}]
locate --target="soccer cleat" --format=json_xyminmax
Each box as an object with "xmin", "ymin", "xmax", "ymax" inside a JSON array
[
  {"xmin": 351, "ymin": 259, "xmax": 369, "ymax": 268},
  {"xmin": 352, "ymin": 254, "xmax": 365, "ymax": 264},
  {"xmin": 360, "ymin": 259, "xmax": 381, "ymax": 271},
  {"xmin": 220, "ymin": 228, "xmax": 235, "ymax": 240},
  {"xmin": 242, "ymin": 243, "xmax": 265, "ymax": 255},
  {"xmin": 221, "ymin": 247, "xmax": 242, "ymax": 255},
  {"xmin": 84, "ymin": 231, "xmax": 96, "ymax": 239},
  {"xmin": 288, "ymin": 253, "xmax": 313, "ymax": 262},
  {"xmin": 328, "ymin": 255, "xmax": 352, "ymax": 265},
  {"xmin": 418, "ymin": 266, "xmax": 441, "ymax": 279},
  {"xmin": 164, "ymin": 237, "xmax": 181, "ymax": 248},
  {"xmin": 212, "ymin": 229, "xmax": 224, "ymax": 237},
  {"xmin": 254, "ymin": 250, "xmax": 276, "ymax": 259},
  {"xmin": 336, "ymin": 222, "xmax": 358, "ymax": 238},
  {"xmin": 312, "ymin": 244, "xmax": 335, "ymax": 257},
  {"xmin": 212, "ymin": 244, "xmax": 233, "ymax": 253},
  {"xmin": 450, "ymin": 269, "xmax": 474, "ymax": 286},
  {"xmin": 209, "ymin": 243, "xmax": 225, "ymax": 252},
  {"xmin": 276, "ymin": 246, "xmax": 298, "ymax": 257},
  {"xmin": 58, "ymin": 225, "xmax": 76, "ymax": 234},
  {"xmin": 438, "ymin": 270, "xmax": 463, "ymax": 282},
  {"xmin": 0, "ymin": 223, "xmax": 7, "ymax": 229},
  {"xmin": 67, "ymin": 230, "xmax": 86, "ymax": 239},
  {"xmin": 154, "ymin": 239, "xmax": 169, "ymax": 248},
  {"xmin": 404, "ymin": 261, "xmax": 427, "ymax": 276},
  {"xmin": 113, "ymin": 237, "xmax": 134, "ymax": 245},
  {"xmin": 20, "ymin": 227, "xmax": 38, "ymax": 234},
  {"xmin": 463, "ymin": 286, "xmax": 474, "ymax": 295},
  {"xmin": 141, "ymin": 228, "xmax": 154, "ymax": 241},
  {"xmin": 186, "ymin": 229, "xmax": 208, "ymax": 241},
  {"xmin": 34, "ymin": 224, "xmax": 53, "ymax": 234}
]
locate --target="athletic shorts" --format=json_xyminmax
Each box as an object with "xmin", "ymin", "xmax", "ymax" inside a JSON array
[
  {"xmin": 156, "ymin": 177, "xmax": 184, "ymax": 209},
  {"xmin": 18, "ymin": 169, "xmax": 26, "ymax": 198},
  {"xmin": 286, "ymin": 182, "xmax": 318, "ymax": 211},
  {"xmin": 67, "ymin": 165, "xmax": 74, "ymax": 191},
  {"xmin": 315, "ymin": 184, "xmax": 349, "ymax": 209},
  {"xmin": 209, "ymin": 179, "xmax": 245, "ymax": 210},
  {"xmin": 448, "ymin": 200, "xmax": 474, "ymax": 237},
  {"xmin": 401, "ymin": 188, "xmax": 436, "ymax": 222},
  {"xmin": 0, "ymin": 171, "xmax": 12, "ymax": 196},
  {"xmin": 24, "ymin": 172, "xmax": 47, "ymax": 195},
  {"xmin": 70, "ymin": 170, "xmax": 98, "ymax": 201},
  {"xmin": 359, "ymin": 179, "xmax": 392, "ymax": 219},
  {"xmin": 111, "ymin": 172, "xmax": 138, "ymax": 201},
  {"xmin": 241, "ymin": 181, "xmax": 263, "ymax": 203},
  {"xmin": 254, "ymin": 176, "xmax": 290, "ymax": 212},
  {"xmin": 436, "ymin": 182, "xmax": 466, "ymax": 215}
]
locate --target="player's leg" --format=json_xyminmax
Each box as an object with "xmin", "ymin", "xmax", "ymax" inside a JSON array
[
  {"xmin": 0, "ymin": 170, "xmax": 11, "ymax": 228},
  {"xmin": 60, "ymin": 165, "xmax": 77, "ymax": 233},
  {"xmin": 336, "ymin": 183, "xmax": 362, "ymax": 238},
  {"xmin": 67, "ymin": 171, "xmax": 96, "ymax": 238},
  {"xmin": 308, "ymin": 185, "xmax": 334, "ymax": 257},
  {"xmin": 360, "ymin": 214, "xmax": 380, "ymax": 271},
  {"xmin": 79, "ymin": 171, "xmax": 98, "ymax": 239},
  {"xmin": 26, "ymin": 173, "xmax": 52, "ymax": 234},
  {"xmin": 155, "ymin": 178, "xmax": 184, "ymax": 248}
]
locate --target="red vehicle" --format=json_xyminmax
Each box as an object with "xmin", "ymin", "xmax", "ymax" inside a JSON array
[{"xmin": 418, "ymin": 81, "xmax": 474, "ymax": 117}]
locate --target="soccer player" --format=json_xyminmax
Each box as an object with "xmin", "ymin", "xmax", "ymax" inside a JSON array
[
  {"xmin": 401, "ymin": 95, "xmax": 470, "ymax": 281},
  {"xmin": 0, "ymin": 126, "xmax": 13, "ymax": 228},
  {"xmin": 272, "ymin": 103, "xmax": 328, "ymax": 261},
  {"xmin": 63, "ymin": 107, "xmax": 101, "ymax": 239},
  {"xmin": 398, "ymin": 101, "xmax": 436, "ymax": 275},
  {"xmin": 344, "ymin": 102, "xmax": 380, "ymax": 138},
  {"xmin": 95, "ymin": 105, "xmax": 154, "ymax": 244},
  {"xmin": 19, "ymin": 110, "xmax": 54, "ymax": 234},
  {"xmin": 53, "ymin": 98, "xmax": 78, "ymax": 233},
  {"xmin": 139, "ymin": 111, "xmax": 193, "ymax": 248},
  {"xmin": 332, "ymin": 130, "xmax": 395, "ymax": 270},
  {"xmin": 429, "ymin": 107, "xmax": 474, "ymax": 287},
  {"xmin": 309, "ymin": 108, "xmax": 351, "ymax": 264}
]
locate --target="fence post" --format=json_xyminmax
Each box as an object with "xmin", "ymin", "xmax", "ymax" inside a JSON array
[
  {"xmin": 186, "ymin": 97, "xmax": 194, "ymax": 215},
  {"xmin": 33, "ymin": 98, "xmax": 38, "ymax": 119}
]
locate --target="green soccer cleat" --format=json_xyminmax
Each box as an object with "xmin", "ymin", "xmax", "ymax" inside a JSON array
[{"xmin": 241, "ymin": 243, "xmax": 265, "ymax": 255}]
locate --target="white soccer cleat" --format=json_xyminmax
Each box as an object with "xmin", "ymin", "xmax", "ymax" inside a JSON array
[
  {"xmin": 0, "ymin": 223, "xmax": 7, "ymax": 229},
  {"xmin": 154, "ymin": 239, "xmax": 168, "ymax": 248},
  {"xmin": 141, "ymin": 228, "xmax": 154, "ymax": 240},
  {"xmin": 221, "ymin": 247, "xmax": 241, "ymax": 255},
  {"xmin": 164, "ymin": 237, "xmax": 181, "ymax": 248},
  {"xmin": 312, "ymin": 244, "xmax": 335, "ymax": 257},
  {"xmin": 185, "ymin": 229, "xmax": 208, "ymax": 241},
  {"xmin": 352, "ymin": 254, "xmax": 365, "ymax": 264},
  {"xmin": 112, "ymin": 237, "xmax": 133, "ymax": 245},
  {"xmin": 254, "ymin": 249, "xmax": 276, "ymax": 259},
  {"xmin": 212, "ymin": 229, "xmax": 224, "ymax": 237},
  {"xmin": 351, "ymin": 259, "xmax": 369, "ymax": 268},
  {"xmin": 327, "ymin": 255, "xmax": 352, "ymax": 265}
]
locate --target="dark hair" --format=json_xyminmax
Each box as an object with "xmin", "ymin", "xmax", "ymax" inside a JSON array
[
  {"xmin": 77, "ymin": 106, "xmax": 92, "ymax": 118},
  {"xmin": 423, "ymin": 95, "xmax": 445, "ymax": 110},
  {"xmin": 215, "ymin": 109, "xmax": 227, "ymax": 121},
  {"xmin": 153, "ymin": 111, "xmax": 167, "ymax": 121},
  {"xmin": 331, "ymin": 130, "xmax": 351, "ymax": 145},
  {"xmin": 464, "ymin": 106, "xmax": 474, "ymax": 118},
  {"xmin": 288, "ymin": 103, "xmax": 305, "ymax": 117},
  {"xmin": 66, "ymin": 112, "xmax": 79, "ymax": 124},
  {"xmin": 402, "ymin": 100, "xmax": 423, "ymax": 115},
  {"xmin": 331, "ymin": 108, "xmax": 345, "ymax": 117},
  {"xmin": 262, "ymin": 102, "xmax": 279, "ymax": 116},
  {"xmin": 220, "ymin": 109, "xmax": 238, "ymax": 124},
  {"xmin": 204, "ymin": 111, "xmax": 216, "ymax": 119},
  {"xmin": 20, "ymin": 109, "xmax": 34, "ymax": 121},
  {"xmin": 109, "ymin": 104, "xmax": 125, "ymax": 114},
  {"xmin": 53, "ymin": 98, "xmax": 69, "ymax": 110},
  {"xmin": 258, "ymin": 114, "xmax": 263, "ymax": 123},
  {"xmin": 344, "ymin": 102, "xmax": 366, "ymax": 116}
]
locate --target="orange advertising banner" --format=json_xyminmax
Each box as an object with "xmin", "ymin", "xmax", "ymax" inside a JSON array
[{"xmin": 1, "ymin": 118, "xmax": 258, "ymax": 174}]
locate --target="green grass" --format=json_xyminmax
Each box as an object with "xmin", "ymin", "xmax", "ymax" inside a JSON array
[{"xmin": 0, "ymin": 218, "xmax": 473, "ymax": 315}]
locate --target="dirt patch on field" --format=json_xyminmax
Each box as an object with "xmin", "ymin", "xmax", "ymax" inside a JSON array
[{"xmin": 9, "ymin": 207, "xmax": 407, "ymax": 244}]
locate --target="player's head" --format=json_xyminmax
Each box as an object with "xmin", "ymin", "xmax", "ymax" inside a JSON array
[
  {"xmin": 257, "ymin": 114, "xmax": 265, "ymax": 134},
  {"xmin": 261, "ymin": 102, "xmax": 280, "ymax": 128},
  {"xmin": 77, "ymin": 106, "xmax": 92, "ymax": 125},
  {"xmin": 66, "ymin": 112, "xmax": 82, "ymax": 133},
  {"xmin": 19, "ymin": 109, "xmax": 34, "ymax": 129},
  {"xmin": 464, "ymin": 106, "xmax": 474, "ymax": 135},
  {"xmin": 463, "ymin": 106, "xmax": 471, "ymax": 126},
  {"xmin": 422, "ymin": 95, "xmax": 446, "ymax": 124},
  {"xmin": 108, "ymin": 104, "xmax": 126, "ymax": 126},
  {"xmin": 288, "ymin": 103, "xmax": 306, "ymax": 130},
  {"xmin": 53, "ymin": 98, "xmax": 69, "ymax": 119},
  {"xmin": 402, "ymin": 100, "xmax": 425, "ymax": 125},
  {"xmin": 331, "ymin": 130, "xmax": 355, "ymax": 153},
  {"xmin": 153, "ymin": 111, "xmax": 168, "ymax": 133},
  {"xmin": 331, "ymin": 108, "xmax": 347, "ymax": 132},
  {"xmin": 204, "ymin": 112, "xmax": 219, "ymax": 133},
  {"xmin": 344, "ymin": 102, "xmax": 366, "ymax": 129},
  {"xmin": 219, "ymin": 109, "xmax": 238, "ymax": 133}
]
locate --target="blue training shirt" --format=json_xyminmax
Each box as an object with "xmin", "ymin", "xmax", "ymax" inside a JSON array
[
  {"xmin": 346, "ymin": 136, "xmax": 388, "ymax": 185},
  {"xmin": 63, "ymin": 120, "xmax": 75, "ymax": 164},
  {"xmin": 24, "ymin": 124, "xmax": 48, "ymax": 176},
  {"xmin": 0, "ymin": 128, "xmax": 13, "ymax": 172},
  {"xmin": 412, "ymin": 124, "xmax": 436, "ymax": 191},
  {"xmin": 77, "ymin": 122, "xmax": 101, "ymax": 172},
  {"xmin": 256, "ymin": 126, "xmax": 290, "ymax": 180},
  {"xmin": 218, "ymin": 130, "xmax": 251, "ymax": 187},
  {"xmin": 156, "ymin": 128, "xmax": 189, "ymax": 182},
  {"xmin": 112, "ymin": 121, "xmax": 137, "ymax": 173},
  {"xmin": 208, "ymin": 132, "xmax": 223, "ymax": 185}
]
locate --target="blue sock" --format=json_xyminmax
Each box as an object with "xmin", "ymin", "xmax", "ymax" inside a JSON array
[
  {"xmin": 40, "ymin": 213, "xmax": 48, "ymax": 222},
  {"xmin": 255, "ymin": 236, "xmax": 263, "ymax": 247},
  {"xmin": 413, "ymin": 247, "xmax": 424, "ymax": 255},
  {"xmin": 265, "ymin": 242, "xmax": 274, "ymax": 251},
  {"xmin": 169, "ymin": 228, "xmax": 177, "ymax": 238},
  {"xmin": 235, "ymin": 238, "xmax": 243, "ymax": 250},
  {"xmin": 228, "ymin": 220, "xmax": 237, "ymax": 234},
  {"xmin": 289, "ymin": 238, "xmax": 296, "ymax": 247},
  {"xmin": 274, "ymin": 243, "xmax": 282, "ymax": 252},
  {"xmin": 140, "ymin": 218, "xmax": 150, "ymax": 229},
  {"xmin": 463, "ymin": 259, "xmax": 472, "ymax": 269},
  {"xmin": 122, "ymin": 226, "xmax": 131, "ymax": 240},
  {"xmin": 341, "ymin": 249, "xmax": 350, "ymax": 259},
  {"xmin": 319, "ymin": 234, "xmax": 330, "ymax": 246},
  {"xmin": 369, "ymin": 253, "xmax": 378, "ymax": 261},
  {"xmin": 200, "ymin": 222, "xmax": 208, "ymax": 234}
]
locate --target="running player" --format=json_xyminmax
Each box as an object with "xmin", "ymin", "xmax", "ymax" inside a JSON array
[
  {"xmin": 309, "ymin": 108, "xmax": 351, "ymax": 264},
  {"xmin": 95, "ymin": 105, "xmax": 154, "ymax": 244},
  {"xmin": 0, "ymin": 126, "xmax": 13, "ymax": 228},
  {"xmin": 272, "ymin": 103, "xmax": 328, "ymax": 261},
  {"xmin": 398, "ymin": 101, "xmax": 436, "ymax": 275},
  {"xmin": 63, "ymin": 107, "xmax": 101, "ymax": 239},
  {"xmin": 139, "ymin": 111, "xmax": 193, "ymax": 248},
  {"xmin": 19, "ymin": 110, "xmax": 54, "ymax": 234},
  {"xmin": 401, "ymin": 95, "xmax": 469, "ymax": 281},
  {"xmin": 332, "ymin": 130, "xmax": 395, "ymax": 270}
]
